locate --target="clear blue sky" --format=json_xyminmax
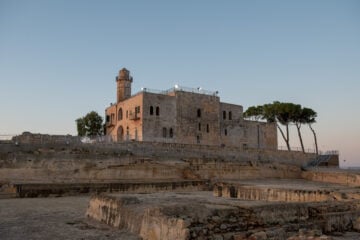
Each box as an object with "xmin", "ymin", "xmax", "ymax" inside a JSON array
[{"xmin": 1, "ymin": 0, "xmax": 359, "ymax": 167}]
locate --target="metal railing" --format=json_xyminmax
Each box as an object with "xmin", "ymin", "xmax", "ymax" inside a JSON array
[
  {"xmin": 139, "ymin": 85, "xmax": 218, "ymax": 97},
  {"xmin": 277, "ymin": 146, "xmax": 316, "ymax": 153}
]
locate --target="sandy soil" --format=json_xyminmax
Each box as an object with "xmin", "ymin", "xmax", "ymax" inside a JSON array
[{"xmin": 0, "ymin": 196, "xmax": 140, "ymax": 240}]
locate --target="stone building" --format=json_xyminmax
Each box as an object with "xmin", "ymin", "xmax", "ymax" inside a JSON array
[{"xmin": 105, "ymin": 68, "xmax": 277, "ymax": 149}]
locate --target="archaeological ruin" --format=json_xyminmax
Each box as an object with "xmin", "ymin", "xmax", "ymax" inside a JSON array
[{"xmin": 0, "ymin": 68, "xmax": 359, "ymax": 240}]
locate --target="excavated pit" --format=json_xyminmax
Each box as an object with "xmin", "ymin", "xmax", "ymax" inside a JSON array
[{"xmin": 86, "ymin": 180, "xmax": 360, "ymax": 240}]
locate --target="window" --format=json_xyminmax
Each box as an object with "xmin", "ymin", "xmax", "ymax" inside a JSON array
[
  {"xmin": 106, "ymin": 115, "xmax": 110, "ymax": 122},
  {"xmin": 150, "ymin": 106, "xmax": 154, "ymax": 115},
  {"xmin": 162, "ymin": 127, "xmax": 167, "ymax": 138},
  {"xmin": 198, "ymin": 123, "xmax": 201, "ymax": 131},
  {"xmin": 118, "ymin": 108, "xmax": 123, "ymax": 121},
  {"xmin": 229, "ymin": 111, "xmax": 232, "ymax": 120},
  {"xmin": 223, "ymin": 111, "xmax": 226, "ymax": 120},
  {"xmin": 206, "ymin": 124, "xmax": 209, "ymax": 133},
  {"xmin": 196, "ymin": 135, "xmax": 200, "ymax": 144},
  {"xmin": 169, "ymin": 128, "xmax": 173, "ymax": 138},
  {"xmin": 156, "ymin": 106, "xmax": 160, "ymax": 116},
  {"xmin": 197, "ymin": 109, "xmax": 201, "ymax": 118},
  {"xmin": 126, "ymin": 110, "xmax": 128, "ymax": 119},
  {"xmin": 126, "ymin": 126, "xmax": 129, "ymax": 140},
  {"xmin": 111, "ymin": 113, "xmax": 115, "ymax": 123},
  {"xmin": 135, "ymin": 106, "xmax": 140, "ymax": 114},
  {"xmin": 224, "ymin": 129, "xmax": 228, "ymax": 136}
]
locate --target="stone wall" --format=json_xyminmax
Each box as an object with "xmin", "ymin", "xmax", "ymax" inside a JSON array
[
  {"xmin": 302, "ymin": 169, "xmax": 360, "ymax": 186},
  {"xmin": 7, "ymin": 133, "xmax": 316, "ymax": 167},
  {"xmin": 175, "ymin": 91, "xmax": 221, "ymax": 145},
  {"xmin": 142, "ymin": 92, "xmax": 177, "ymax": 142},
  {"xmin": 105, "ymin": 93, "xmax": 143, "ymax": 141},
  {"xmin": 0, "ymin": 140, "xmax": 315, "ymax": 183},
  {"xmin": 12, "ymin": 132, "xmax": 80, "ymax": 145}
]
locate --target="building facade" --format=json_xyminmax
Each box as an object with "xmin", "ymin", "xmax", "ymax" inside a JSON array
[{"xmin": 105, "ymin": 68, "xmax": 277, "ymax": 149}]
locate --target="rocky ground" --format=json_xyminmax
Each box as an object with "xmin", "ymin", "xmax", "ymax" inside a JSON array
[
  {"xmin": 0, "ymin": 196, "xmax": 140, "ymax": 240},
  {"xmin": 0, "ymin": 195, "xmax": 360, "ymax": 240}
]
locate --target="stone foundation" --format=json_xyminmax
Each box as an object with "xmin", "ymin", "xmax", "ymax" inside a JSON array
[
  {"xmin": 302, "ymin": 169, "xmax": 360, "ymax": 186},
  {"xmin": 86, "ymin": 191, "xmax": 360, "ymax": 240},
  {"xmin": 10, "ymin": 180, "xmax": 209, "ymax": 198},
  {"xmin": 213, "ymin": 179, "xmax": 360, "ymax": 202}
]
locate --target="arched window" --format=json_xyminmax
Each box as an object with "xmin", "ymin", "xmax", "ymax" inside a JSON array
[
  {"xmin": 118, "ymin": 108, "xmax": 123, "ymax": 121},
  {"xmin": 229, "ymin": 111, "xmax": 232, "ymax": 120},
  {"xmin": 150, "ymin": 106, "xmax": 154, "ymax": 115},
  {"xmin": 126, "ymin": 126, "xmax": 129, "ymax": 140},
  {"xmin": 223, "ymin": 111, "xmax": 226, "ymax": 120},
  {"xmin": 206, "ymin": 124, "xmax": 209, "ymax": 133},
  {"xmin": 169, "ymin": 128, "xmax": 173, "ymax": 138},
  {"xmin": 224, "ymin": 129, "xmax": 228, "ymax": 136},
  {"xmin": 162, "ymin": 127, "xmax": 167, "ymax": 138},
  {"xmin": 156, "ymin": 106, "xmax": 160, "ymax": 116},
  {"xmin": 197, "ymin": 109, "xmax": 201, "ymax": 118}
]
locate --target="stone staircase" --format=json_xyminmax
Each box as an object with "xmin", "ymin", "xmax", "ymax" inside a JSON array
[{"xmin": 303, "ymin": 153, "xmax": 338, "ymax": 170}]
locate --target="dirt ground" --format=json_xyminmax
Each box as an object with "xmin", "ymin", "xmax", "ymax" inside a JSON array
[{"xmin": 0, "ymin": 196, "xmax": 140, "ymax": 240}]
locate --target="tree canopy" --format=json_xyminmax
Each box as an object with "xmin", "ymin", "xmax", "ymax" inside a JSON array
[
  {"xmin": 76, "ymin": 111, "xmax": 104, "ymax": 137},
  {"xmin": 244, "ymin": 101, "xmax": 318, "ymax": 153}
]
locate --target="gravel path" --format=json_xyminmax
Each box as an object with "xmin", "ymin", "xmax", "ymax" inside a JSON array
[{"xmin": 0, "ymin": 196, "xmax": 140, "ymax": 240}]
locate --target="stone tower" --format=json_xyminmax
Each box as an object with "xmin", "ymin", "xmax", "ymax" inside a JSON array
[{"xmin": 116, "ymin": 68, "xmax": 133, "ymax": 103}]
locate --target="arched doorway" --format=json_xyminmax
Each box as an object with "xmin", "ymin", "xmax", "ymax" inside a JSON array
[{"xmin": 117, "ymin": 126, "xmax": 124, "ymax": 142}]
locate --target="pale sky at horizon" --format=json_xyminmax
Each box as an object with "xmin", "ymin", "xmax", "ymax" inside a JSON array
[{"xmin": 0, "ymin": 0, "xmax": 359, "ymax": 168}]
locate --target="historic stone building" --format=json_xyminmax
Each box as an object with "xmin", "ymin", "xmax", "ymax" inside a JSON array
[{"xmin": 105, "ymin": 68, "xmax": 277, "ymax": 149}]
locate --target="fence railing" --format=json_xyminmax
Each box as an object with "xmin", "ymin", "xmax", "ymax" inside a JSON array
[{"xmin": 139, "ymin": 85, "xmax": 218, "ymax": 97}]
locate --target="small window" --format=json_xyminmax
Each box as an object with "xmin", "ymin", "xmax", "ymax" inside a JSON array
[
  {"xmin": 118, "ymin": 108, "xmax": 123, "ymax": 121},
  {"xmin": 150, "ymin": 106, "xmax": 154, "ymax": 115},
  {"xmin": 197, "ymin": 109, "xmax": 201, "ymax": 118},
  {"xmin": 223, "ymin": 111, "xmax": 226, "ymax": 120},
  {"xmin": 126, "ymin": 110, "xmax": 128, "ymax": 119},
  {"xmin": 162, "ymin": 127, "xmax": 167, "ymax": 138},
  {"xmin": 206, "ymin": 124, "xmax": 209, "ymax": 133},
  {"xmin": 224, "ymin": 129, "xmax": 227, "ymax": 136},
  {"xmin": 169, "ymin": 128, "xmax": 173, "ymax": 138},
  {"xmin": 106, "ymin": 115, "xmax": 110, "ymax": 122},
  {"xmin": 156, "ymin": 106, "xmax": 160, "ymax": 116},
  {"xmin": 198, "ymin": 123, "xmax": 201, "ymax": 131},
  {"xmin": 135, "ymin": 106, "xmax": 140, "ymax": 114},
  {"xmin": 126, "ymin": 126, "xmax": 129, "ymax": 139},
  {"xmin": 229, "ymin": 111, "xmax": 232, "ymax": 120},
  {"xmin": 111, "ymin": 113, "xmax": 115, "ymax": 123},
  {"xmin": 196, "ymin": 135, "xmax": 200, "ymax": 144}
]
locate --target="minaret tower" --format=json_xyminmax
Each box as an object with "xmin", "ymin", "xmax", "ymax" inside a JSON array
[{"xmin": 116, "ymin": 68, "xmax": 133, "ymax": 103}]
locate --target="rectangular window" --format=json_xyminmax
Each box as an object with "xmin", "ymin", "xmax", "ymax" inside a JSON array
[{"xmin": 135, "ymin": 106, "xmax": 140, "ymax": 114}]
